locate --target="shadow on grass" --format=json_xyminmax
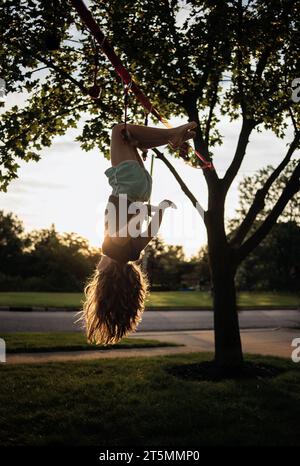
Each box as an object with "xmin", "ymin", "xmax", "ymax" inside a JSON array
[
  {"xmin": 1, "ymin": 353, "xmax": 299, "ymax": 446},
  {"xmin": 165, "ymin": 360, "xmax": 287, "ymax": 382},
  {"xmin": 2, "ymin": 332, "xmax": 181, "ymax": 354}
]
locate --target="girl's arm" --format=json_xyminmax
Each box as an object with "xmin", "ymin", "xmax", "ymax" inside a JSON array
[
  {"xmin": 131, "ymin": 200, "xmax": 177, "ymax": 252},
  {"xmin": 110, "ymin": 200, "xmax": 176, "ymax": 249}
]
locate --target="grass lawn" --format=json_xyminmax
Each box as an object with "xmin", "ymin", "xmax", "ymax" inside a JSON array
[
  {"xmin": 0, "ymin": 291, "xmax": 299, "ymax": 309},
  {"xmin": 2, "ymin": 332, "xmax": 180, "ymax": 353},
  {"xmin": 0, "ymin": 353, "xmax": 299, "ymax": 446}
]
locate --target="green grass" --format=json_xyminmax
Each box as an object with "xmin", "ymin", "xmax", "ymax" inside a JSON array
[
  {"xmin": 0, "ymin": 291, "xmax": 299, "ymax": 309},
  {"xmin": 2, "ymin": 332, "xmax": 180, "ymax": 353},
  {"xmin": 0, "ymin": 353, "xmax": 299, "ymax": 446}
]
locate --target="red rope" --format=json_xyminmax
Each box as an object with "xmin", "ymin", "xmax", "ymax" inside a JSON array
[{"xmin": 70, "ymin": 0, "xmax": 213, "ymax": 170}]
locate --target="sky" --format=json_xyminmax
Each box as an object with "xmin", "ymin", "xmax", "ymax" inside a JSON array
[{"xmin": 0, "ymin": 2, "xmax": 296, "ymax": 258}]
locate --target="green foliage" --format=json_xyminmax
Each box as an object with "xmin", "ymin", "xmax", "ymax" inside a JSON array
[
  {"xmin": 235, "ymin": 160, "xmax": 300, "ymax": 226},
  {"xmin": 227, "ymin": 164, "xmax": 300, "ymax": 291},
  {"xmin": 144, "ymin": 236, "xmax": 190, "ymax": 290},
  {"xmin": 1, "ymin": 0, "xmax": 299, "ymax": 189},
  {"xmin": 0, "ymin": 211, "xmax": 201, "ymax": 292},
  {"xmin": 189, "ymin": 245, "xmax": 211, "ymax": 290},
  {"xmin": 0, "ymin": 210, "xmax": 100, "ymax": 291},
  {"xmin": 222, "ymin": 0, "xmax": 300, "ymax": 132},
  {"xmin": 0, "ymin": 210, "xmax": 28, "ymax": 274},
  {"xmin": 2, "ymin": 207, "xmax": 297, "ymax": 293},
  {"xmin": 226, "ymin": 161, "xmax": 300, "ymax": 254},
  {"xmin": 236, "ymin": 221, "xmax": 300, "ymax": 292}
]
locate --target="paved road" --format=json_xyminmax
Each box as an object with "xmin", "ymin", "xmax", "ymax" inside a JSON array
[
  {"xmin": 7, "ymin": 328, "xmax": 300, "ymax": 364},
  {"xmin": 0, "ymin": 309, "xmax": 299, "ymax": 333}
]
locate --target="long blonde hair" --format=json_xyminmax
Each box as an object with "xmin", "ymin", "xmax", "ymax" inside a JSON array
[{"xmin": 79, "ymin": 260, "xmax": 149, "ymax": 345}]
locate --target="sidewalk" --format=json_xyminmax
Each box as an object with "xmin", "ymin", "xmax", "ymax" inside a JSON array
[{"xmin": 6, "ymin": 328, "xmax": 299, "ymax": 364}]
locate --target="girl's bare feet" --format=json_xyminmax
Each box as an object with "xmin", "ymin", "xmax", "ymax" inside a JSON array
[{"xmin": 169, "ymin": 122, "xmax": 197, "ymax": 149}]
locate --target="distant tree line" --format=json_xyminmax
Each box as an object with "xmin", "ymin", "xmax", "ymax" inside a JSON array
[
  {"xmin": 0, "ymin": 211, "xmax": 100, "ymax": 292},
  {"xmin": 190, "ymin": 221, "xmax": 300, "ymax": 293},
  {"xmin": 0, "ymin": 207, "xmax": 299, "ymax": 293},
  {"xmin": 231, "ymin": 161, "xmax": 300, "ymax": 292},
  {"xmin": 145, "ymin": 162, "xmax": 300, "ymax": 292},
  {"xmin": 0, "ymin": 163, "xmax": 299, "ymax": 293}
]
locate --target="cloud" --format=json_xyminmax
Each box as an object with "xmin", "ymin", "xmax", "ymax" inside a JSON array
[{"xmin": 7, "ymin": 178, "xmax": 66, "ymax": 195}]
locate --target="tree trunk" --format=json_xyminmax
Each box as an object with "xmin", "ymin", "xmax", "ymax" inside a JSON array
[
  {"xmin": 185, "ymin": 99, "xmax": 244, "ymax": 369},
  {"xmin": 205, "ymin": 206, "xmax": 243, "ymax": 369},
  {"xmin": 212, "ymin": 260, "xmax": 243, "ymax": 368}
]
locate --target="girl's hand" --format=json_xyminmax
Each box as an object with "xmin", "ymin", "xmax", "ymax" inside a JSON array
[{"xmin": 159, "ymin": 199, "xmax": 177, "ymax": 210}]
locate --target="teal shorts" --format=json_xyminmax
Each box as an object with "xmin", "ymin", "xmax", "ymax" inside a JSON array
[{"xmin": 105, "ymin": 160, "xmax": 152, "ymax": 202}]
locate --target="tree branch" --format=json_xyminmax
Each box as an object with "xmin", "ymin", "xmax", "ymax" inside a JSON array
[
  {"xmin": 238, "ymin": 160, "xmax": 300, "ymax": 261},
  {"xmin": 180, "ymin": 95, "xmax": 220, "ymax": 188},
  {"xmin": 248, "ymin": 0, "xmax": 293, "ymax": 106},
  {"xmin": 204, "ymin": 78, "xmax": 220, "ymax": 146},
  {"xmin": 163, "ymin": 0, "xmax": 185, "ymax": 70},
  {"xmin": 230, "ymin": 132, "xmax": 300, "ymax": 247},
  {"xmin": 3, "ymin": 103, "xmax": 91, "ymax": 147},
  {"xmin": 289, "ymin": 106, "xmax": 299, "ymax": 134},
  {"xmin": 16, "ymin": 43, "xmax": 87, "ymax": 93},
  {"xmin": 252, "ymin": 44, "xmax": 274, "ymax": 86},
  {"xmin": 235, "ymin": 0, "xmax": 247, "ymax": 117},
  {"xmin": 182, "ymin": 95, "xmax": 206, "ymax": 149},
  {"xmin": 164, "ymin": 0, "xmax": 214, "ymax": 132},
  {"xmin": 223, "ymin": 118, "xmax": 255, "ymax": 192},
  {"xmin": 152, "ymin": 148, "xmax": 205, "ymax": 220},
  {"xmin": 256, "ymin": 99, "xmax": 295, "ymax": 126},
  {"xmin": 168, "ymin": 0, "xmax": 219, "ymax": 107}
]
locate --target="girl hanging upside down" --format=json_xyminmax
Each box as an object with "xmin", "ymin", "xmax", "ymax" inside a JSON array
[{"xmin": 80, "ymin": 121, "xmax": 197, "ymax": 345}]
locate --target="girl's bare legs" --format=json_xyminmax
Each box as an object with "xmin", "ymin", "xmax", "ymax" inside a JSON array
[
  {"xmin": 123, "ymin": 121, "xmax": 197, "ymax": 150},
  {"xmin": 110, "ymin": 122, "xmax": 197, "ymax": 167}
]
